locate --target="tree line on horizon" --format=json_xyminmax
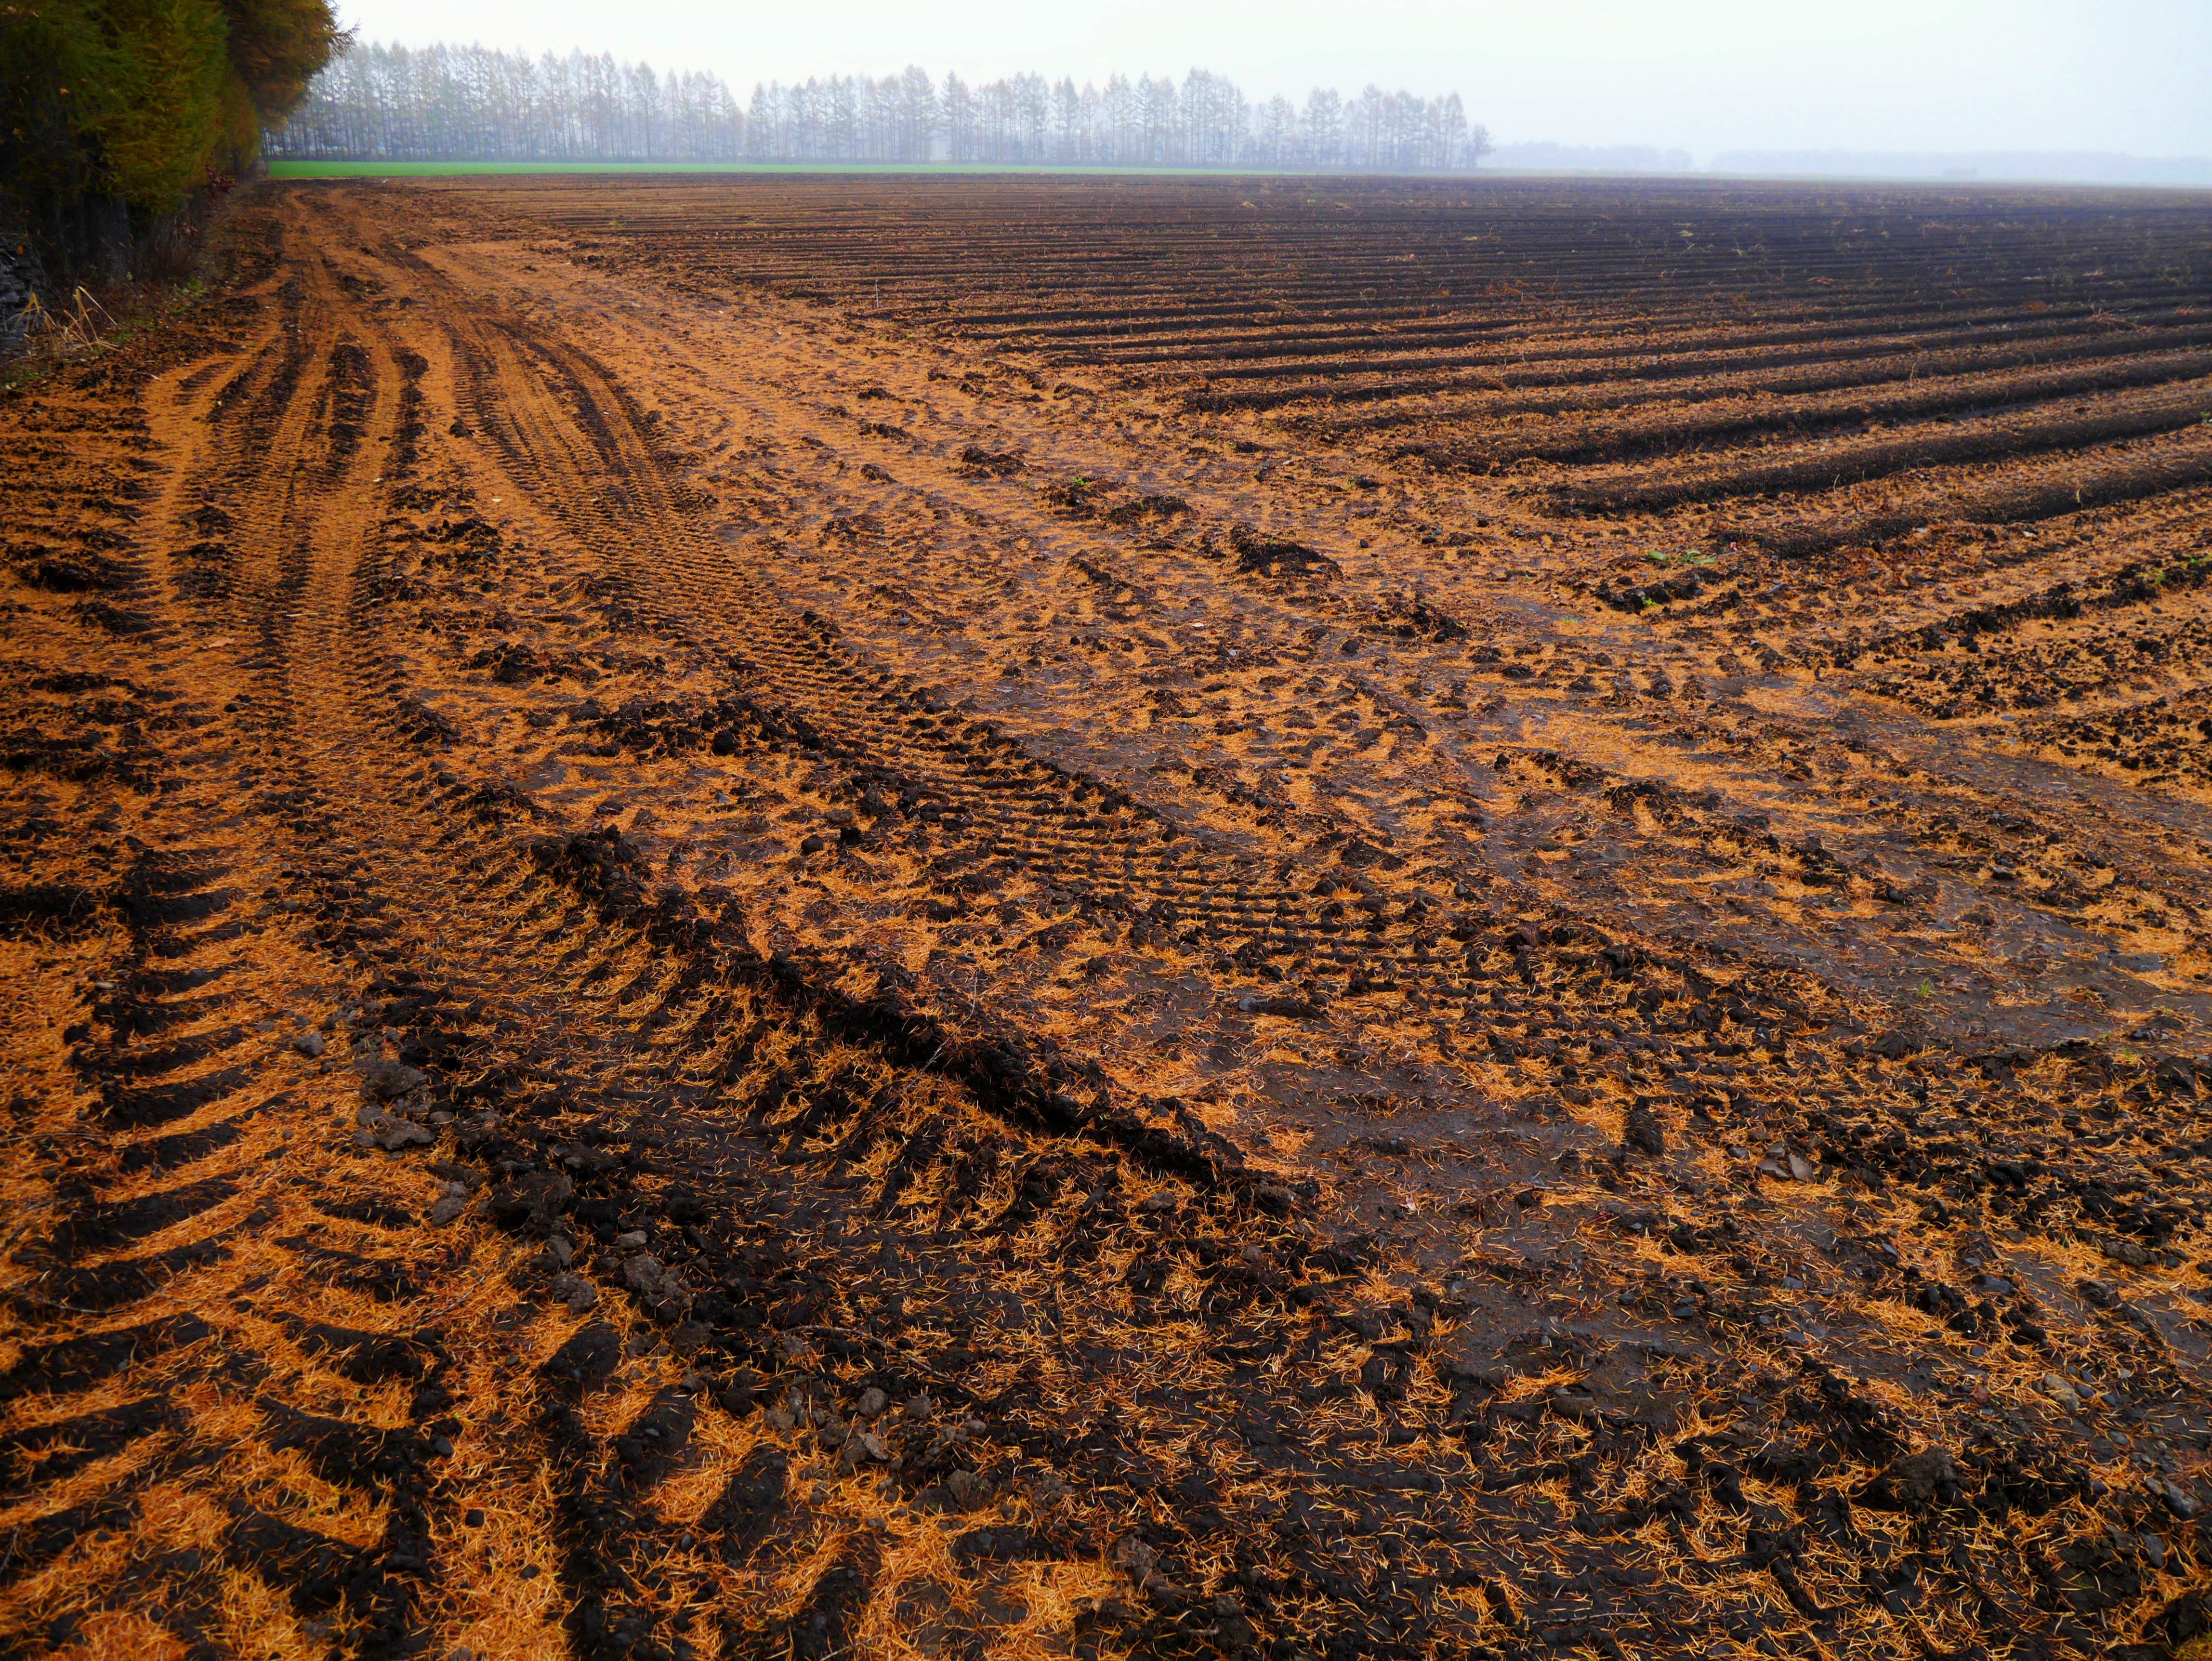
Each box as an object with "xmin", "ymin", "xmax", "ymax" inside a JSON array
[{"xmin": 267, "ymin": 42, "xmax": 1492, "ymax": 171}]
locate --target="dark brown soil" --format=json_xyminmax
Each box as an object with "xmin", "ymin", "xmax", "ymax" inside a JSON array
[{"xmin": 3, "ymin": 173, "xmax": 2211, "ymax": 1661}]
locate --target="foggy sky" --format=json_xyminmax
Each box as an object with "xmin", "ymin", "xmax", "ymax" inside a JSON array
[{"xmin": 328, "ymin": 0, "xmax": 2212, "ymax": 160}]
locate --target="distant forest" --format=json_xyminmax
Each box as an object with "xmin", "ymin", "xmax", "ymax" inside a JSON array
[{"xmin": 267, "ymin": 42, "xmax": 1492, "ymax": 171}]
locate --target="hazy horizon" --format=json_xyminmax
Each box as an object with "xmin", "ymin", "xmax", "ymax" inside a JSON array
[{"xmin": 327, "ymin": 0, "xmax": 2212, "ymax": 159}]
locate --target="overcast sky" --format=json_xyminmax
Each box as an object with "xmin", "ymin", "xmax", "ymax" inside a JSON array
[{"xmin": 331, "ymin": 0, "xmax": 2212, "ymax": 159}]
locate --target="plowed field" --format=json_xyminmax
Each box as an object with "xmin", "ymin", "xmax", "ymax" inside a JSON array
[{"xmin": 4, "ymin": 174, "xmax": 2212, "ymax": 1660}]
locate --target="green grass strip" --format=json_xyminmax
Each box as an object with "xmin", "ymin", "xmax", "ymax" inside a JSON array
[{"xmin": 266, "ymin": 158, "xmax": 1305, "ymax": 178}]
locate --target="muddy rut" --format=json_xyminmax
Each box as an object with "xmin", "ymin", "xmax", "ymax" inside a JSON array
[{"xmin": 3, "ymin": 179, "xmax": 2212, "ymax": 1660}]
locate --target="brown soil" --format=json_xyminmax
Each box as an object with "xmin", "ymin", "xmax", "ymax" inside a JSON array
[{"xmin": 3, "ymin": 174, "xmax": 2212, "ymax": 1660}]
